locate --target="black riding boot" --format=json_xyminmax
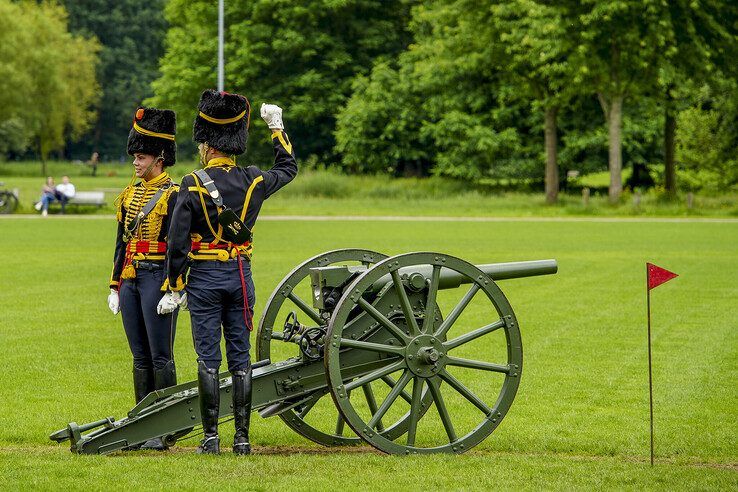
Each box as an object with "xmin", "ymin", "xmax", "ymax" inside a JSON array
[
  {"xmin": 141, "ymin": 360, "xmax": 177, "ymax": 451},
  {"xmin": 133, "ymin": 366, "xmax": 154, "ymax": 404},
  {"xmin": 232, "ymin": 363, "xmax": 252, "ymax": 455},
  {"xmin": 196, "ymin": 361, "xmax": 220, "ymax": 454},
  {"xmin": 153, "ymin": 360, "xmax": 177, "ymax": 390},
  {"xmin": 129, "ymin": 366, "xmax": 154, "ymax": 450}
]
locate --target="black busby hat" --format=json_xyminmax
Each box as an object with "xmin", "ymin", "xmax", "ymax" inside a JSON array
[
  {"xmin": 127, "ymin": 107, "xmax": 177, "ymax": 167},
  {"xmin": 193, "ymin": 89, "xmax": 251, "ymax": 155}
]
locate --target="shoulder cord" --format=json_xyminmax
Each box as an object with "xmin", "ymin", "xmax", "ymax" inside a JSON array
[
  {"xmin": 191, "ymin": 173, "xmax": 224, "ymax": 244},
  {"xmin": 190, "ymin": 172, "xmax": 264, "ymax": 245}
]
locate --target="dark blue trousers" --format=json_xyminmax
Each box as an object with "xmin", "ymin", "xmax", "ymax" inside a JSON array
[
  {"xmin": 186, "ymin": 260, "xmax": 255, "ymax": 372},
  {"xmin": 119, "ymin": 267, "xmax": 178, "ymax": 370}
]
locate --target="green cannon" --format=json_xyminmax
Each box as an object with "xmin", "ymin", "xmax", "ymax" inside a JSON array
[{"xmin": 50, "ymin": 249, "xmax": 557, "ymax": 455}]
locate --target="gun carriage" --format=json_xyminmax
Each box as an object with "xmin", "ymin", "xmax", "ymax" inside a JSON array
[{"xmin": 51, "ymin": 249, "xmax": 557, "ymax": 455}]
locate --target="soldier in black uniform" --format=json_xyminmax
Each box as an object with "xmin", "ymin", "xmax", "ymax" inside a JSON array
[
  {"xmin": 159, "ymin": 90, "xmax": 297, "ymax": 455},
  {"xmin": 107, "ymin": 107, "xmax": 180, "ymax": 450}
]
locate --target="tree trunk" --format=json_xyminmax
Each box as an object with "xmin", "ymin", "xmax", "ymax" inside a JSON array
[
  {"xmin": 544, "ymin": 106, "xmax": 559, "ymax": 204},
  {"xmin": 38, "ymin": 137, "xmax": 47, "ymax": 177},
  {"xmin": 664, "ymin": 87, "xmax": 677, "ymax": 195},
  {"xmin": 607, "ymin": 96, "xmax": 623, "ymax": 203}
]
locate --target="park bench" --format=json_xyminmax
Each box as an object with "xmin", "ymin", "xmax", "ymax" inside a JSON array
[
  {"xmin": 68, "ymin": 191, "xmax": 106, "ymax": 207},
  {"xmin": 47, "ymin": 190, "xmax": 106, "ymax": 212}
]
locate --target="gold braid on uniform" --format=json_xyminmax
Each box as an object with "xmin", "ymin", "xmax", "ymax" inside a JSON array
[{"xmin": 120, "ymin": 172, "xmax": 176, "ymax": 280}]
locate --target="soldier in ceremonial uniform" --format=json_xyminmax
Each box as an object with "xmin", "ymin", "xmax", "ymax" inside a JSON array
[
  {"xmin": 158, "ymin": 90, "xmax": 297, "ymax": 455},
  {"xmin": 107, "ymin": 107, "xmax": 180, "ymax": 450}
]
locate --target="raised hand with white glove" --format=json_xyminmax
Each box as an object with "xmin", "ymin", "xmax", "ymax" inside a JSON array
[
  {"xmin": 108, "ymin": 288, "xmax": 120, "ymax": 315},
  {"xmin": 157, "ymin": 291, "xmax": 184, "ymax": 315},
  {"xmin": 260, "ymin": 103, "xmax": 284, "ymax": 130}
]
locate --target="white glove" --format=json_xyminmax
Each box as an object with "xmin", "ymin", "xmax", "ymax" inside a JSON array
[
  {"xmin": 179, "ymin": 292, "xmax": 188, "ymax": 311},
  {"xmin": 260, "ymin": 103, "xmax": 284, "ymax": 130},
  {"xmin": 157, "ymin": 291, "xmax": 183, "ymax": 315},
  {"xmin": 108, "ymin": 288, "xmax": 120, "ymax": 315}
]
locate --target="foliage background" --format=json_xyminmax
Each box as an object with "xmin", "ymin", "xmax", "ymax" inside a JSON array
[{"xmin": 1, "ymin": 0, "xmax": 737, "ymax": 198}]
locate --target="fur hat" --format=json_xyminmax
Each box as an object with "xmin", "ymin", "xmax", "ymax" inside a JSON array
[
  {"xmin": 193, "ymin": 90, "xmax": 251, "ymax": 155},
  {"xmin": 127, "ymin": 107, "xmax": 177, "ymax": 167}
]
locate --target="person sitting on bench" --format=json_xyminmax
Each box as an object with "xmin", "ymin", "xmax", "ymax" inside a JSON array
[{"xmin": 55, "ymin": 176, "xmax": 76, "ymax": 214}]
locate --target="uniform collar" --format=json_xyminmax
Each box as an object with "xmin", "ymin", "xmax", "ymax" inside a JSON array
[
  {"xmin": 142, "ymin": 171, "xmax": 170, "ymax": 189},
  {"xmin": 206, "ymin": 157, "xmax": 236, "ymax": 168}
]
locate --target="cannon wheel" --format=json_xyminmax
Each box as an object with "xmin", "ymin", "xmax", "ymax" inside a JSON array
[
  {"xmin": 256, "ymin": 248, "xmax": 388, "ymax": 446},
  {"xmin": 325, "ymin": 252, "xmax": 522, "ymax": 454}
]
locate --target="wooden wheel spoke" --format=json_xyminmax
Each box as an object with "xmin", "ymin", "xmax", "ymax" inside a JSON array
[
  {"xmin": 380, "ymin": 375, "xmax": 413, "ymax": 404},
  {"xmin": 344, "ymin": 360, "xmax": 405, "ymax": 392},
  {"xmin": 287, "ymin": 291, "xmax": 323, "ymax": 325},
  {"xmin": 434, "ymin": 284, "xmax": 480, "ymax": 339},
  {"xmin": 362, "ymin": 384, "xmax": 384, "ymax": 432},
  {"xmin": 358, "ymin": 298, "xmax": 409, "ymax": 343},
  {"xmin": 368, "ymin": 370, "xmax": 411, "ymax": 430},
  {"xmin": 444, "ymin": 319, "xmax": 505, "ymax": 351},
  {"xmin": 438, "ymin": 369, "xmax": 491, "ymax": 415},
  {"xmin": 428, "ymin": 378, "xmax": 457, "ymax": 443},
  {"xmin": 421, "ymin": 265, "xmax": 441, "ymax": 334},
  {"xmin": 446, "ymin": 356, "xmax": 510, "ymax": 374},
  {"xmin": 339, "ymin": 338, "xmax": 405, "ymax": 356},
  {"xmin": 391, "ymin": 270, "xmax": 420, "ymax": 336},
  {"xmin": 406, "ymin": 377, "xmax": 425, "ymax": 446}
]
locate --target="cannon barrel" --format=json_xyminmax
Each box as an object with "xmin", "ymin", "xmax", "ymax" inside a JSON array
[{"xmin": 370, "ymin": 259, "xmax": 557, "ymax": 293}]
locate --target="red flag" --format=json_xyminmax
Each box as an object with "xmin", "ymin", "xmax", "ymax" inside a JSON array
[{"xmin": 647, "ymin": 263, "xmax": 678, "ymax": 290}]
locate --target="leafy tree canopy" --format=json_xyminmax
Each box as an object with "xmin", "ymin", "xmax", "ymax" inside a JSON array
[
  {"xmin": 0, "ymin": 0, "xmax": 100, "ymax": 173},
  {"xmin": 149, "ymin": 0, "xmax": 416, "ymax": 165},
  {"xmin": 62, "ymin": 0, "xmax": 166, "ymax": 161}
]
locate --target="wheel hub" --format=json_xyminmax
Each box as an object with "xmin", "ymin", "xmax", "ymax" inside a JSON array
[{"xmin": 405, "ymin": 334, "xmax": 446, "ymax": 377}]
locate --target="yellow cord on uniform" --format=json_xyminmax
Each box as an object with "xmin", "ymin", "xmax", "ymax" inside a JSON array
[{"xmin": 114, "ymin": 169, "xmax": 138, "ymax": 216}]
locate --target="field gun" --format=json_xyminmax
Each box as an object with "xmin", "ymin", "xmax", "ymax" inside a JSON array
[{"xmin": 51, "ymin": 249, "xmax": 557, "ymax": 455}]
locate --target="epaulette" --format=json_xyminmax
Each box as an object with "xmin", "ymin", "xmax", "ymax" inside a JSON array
[{"xmin": 115, "ymin": 185, "xmax": 133, "ymax": 222}]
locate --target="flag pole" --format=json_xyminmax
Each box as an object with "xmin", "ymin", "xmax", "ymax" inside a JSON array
[
  {"xmin": 646, "ymin": 265, "xmax": 654, "ymax": 466},
  {"xmin": 645, "ymin": 261, "xmax": 677, "ymax": 467},
  {"xmin": 217, "ymin": 0, "xmax": 224, "ymax": 92}
]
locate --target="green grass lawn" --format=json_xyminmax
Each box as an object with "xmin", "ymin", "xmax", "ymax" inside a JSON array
[
  {"xmin": 2, "ymin": 161, "xmax": 737, "ymax": 217},
  {"xmin": 0, "ymin": 216, "xmax": 736, "ymax": 490}
]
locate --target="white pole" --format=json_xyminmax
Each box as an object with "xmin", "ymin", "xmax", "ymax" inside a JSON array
[{"xmin": 217, "ymin": 0, "xmax": 224, "ymax": 91}]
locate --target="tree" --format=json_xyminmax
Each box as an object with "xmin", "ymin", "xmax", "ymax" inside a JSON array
[
  {"xmin": 62, "ymin": 0, "xmax": 167, "ymax": 161},
  {"xmin": 0, "ymin": 1, "xmax": 34, "ymax": 156},
  {"xmin": 0, "ymin": 1, "xmax": 100, "ymax": 173},
  {"xmin": 554, "ymin": 0, "xmax": 669, "ymax": 202},
  {"xmin": 150, "ymin": 0, "xmax": 415, "ymax": 164},
  {"xmin": 337, "ymin": 0, "xmax": 558, "ymax": 182},
  {"xmin": 656, "ymin": 1, "xmax": 738, "ymax": 194},
  {"xmin": 675, "ymin": 78, "xmax": 738, "ymax": 190},
  {"xmin": 493, "ymin": 0, "xmax": 575, "ymax": 203},
  {"xmin": 335, "ymin": 61, "xmax": 431, "ymax": 175},
  {"xmin": 25, "ymin": 2, "xmax": 100, "ymax": 173}
]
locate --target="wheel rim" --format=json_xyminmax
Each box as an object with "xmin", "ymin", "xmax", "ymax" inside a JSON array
[
  {"xmin": 325, "ymin": 252, "xmax": 522, "ymax": 454},
  {"xmin": 256, "ymin": 248, "xmax": 388, "ymax": 446}
]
